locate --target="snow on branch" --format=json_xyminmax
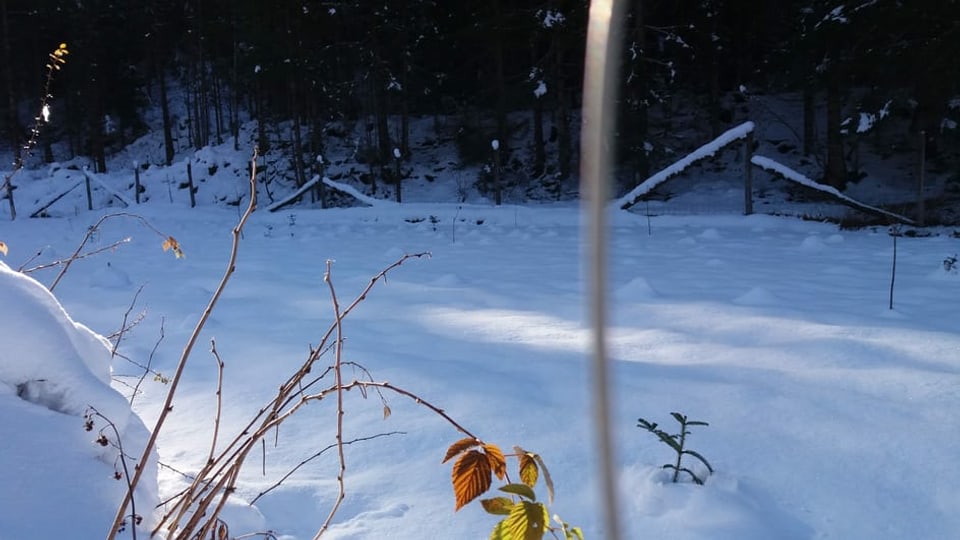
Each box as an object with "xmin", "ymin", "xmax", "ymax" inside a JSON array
[
  {"xmin": 614, "ymin": 121, "xmax": 755, "ymax": 210},
  {"xmin": 750, "ymin": 155, "xmax": 914, "ymax": 224},
  {"xmin": 322, "ymin": 177, "xmax": 399, "ymax": 208}
]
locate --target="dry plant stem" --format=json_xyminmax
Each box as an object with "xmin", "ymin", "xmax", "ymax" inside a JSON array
[
  {"xmin": 154, "ymin": 254, "xmax": 430, "ymax": 538},
  {"xmin": 111, "ymin": 285, "xmax": 145, "ymax": 358},
  {"xmin": 130, "ymin": 317, "xmax": 165, "ymax": 406},
  {"xmin": 314, "ymin": 260, "xmax": 348, "ymax": 540},
  {"xmin": 89, "ymin": 407, "xmax": 138, "ymax": 540},
  {"xmin": 20, "ymin": 237, "xmax": 131, "ymax": 274},
  {"xmin": 250, "ymin": 431, "xmax": 404, "ymax": 505},
  {"xmin": 51, "ymin": 212, "xmax": 170, "ymax": 291},
  {"xmin": 108, "ymin": 149, "xmax": 260, "ymax": 540},
  {"xmin": 209, "ymin": 339, "xmax": 226, "ymax": 466}
]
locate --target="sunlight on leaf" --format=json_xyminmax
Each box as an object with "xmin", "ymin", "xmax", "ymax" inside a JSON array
[
  {"xmin": 481, "ymin": 497, "xmax": 515, "ymax": 516},
  {"xmin": 161, "ymin": 236, "xmax": 184, "ymax": 259},
  {"xmin": 444, "ymin": 437, "xmax": 479, "ymax": 463},
  {"xmin": 490, "ymin": 501, "xmax": 548, "ymax": 540},
  {"xmin": 484, "ymin": 443, "xmax": 507, "ymax": 480},
  {"xmin": 452, "ymin": 449, "xmax": 492, "ymax": 511},
  {"xmin": 0, "ymin": 241, "xmax": 7, "ymax": 256},
  {"xmin": 514, "ymin": 447, "xmax": 539, "ymax": 489}
]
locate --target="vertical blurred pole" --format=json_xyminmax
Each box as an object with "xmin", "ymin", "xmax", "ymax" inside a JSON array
[{"xmin": 580, "ymin": 1, "xmax": 625, "ymax": 539}]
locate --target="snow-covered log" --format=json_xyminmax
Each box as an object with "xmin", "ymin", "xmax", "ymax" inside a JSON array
[
  {"xmin": 321, "ymin": 177, "xmax": 399, "ymax": 208},
  {"xmin": 267, "ymin": 174, "xmax": 324, "ymax": 212},
  {"xmin": 614, "ymin": 121, "xmax": 755, "ymax": 210},
  {"xmin": 751, "ymin": 155, "xmax": 914, "ymax": 224}
]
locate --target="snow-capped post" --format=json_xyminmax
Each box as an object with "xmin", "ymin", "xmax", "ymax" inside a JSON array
[
  {"xmin": 393, "ymin": 147, "xmax": 402, "ymax": 203},
  {"xmin": 491, "ymin": 139, "xmax": 501, "ymax": 206},
  {"xmin": 917, "ymin": 130, "xmax": 926, "ymax": 227},
  {"xmin": 133, "ymin": 160, "xmax": 141, "ymax": 204},
  {"xmin": 187, "ymin": 162, "xmax": 196, "ymax": 208},
  {"xmin": 83, "ymin": 165, "xmax": 93, "ymax": 211},
  {"xmin": 744, "ymin": 130, "xmax": 754, "ymax": 215}
]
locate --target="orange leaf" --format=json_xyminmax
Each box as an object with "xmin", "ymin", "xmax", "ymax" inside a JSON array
[
  {"xmin": 518, "ymin": 453, "xmax": 539, "ymax": 488},
  {"xmin": 161, "ymin": 236, "xmax": 184, "ymax": 259},
  {"xmin": 443, "ymin": 437, "xmax": 479, "ymax": 463},
  {"xmin": 452, "ymin": 449, "xmax": 492, "ymax": 511},
  {"xmin": 484, "ymin": 443, "xmax": 507, "ymax": 480},
  {"xmin": 0, "ymin": 241, "xmax": 7, "ymax": 256}
]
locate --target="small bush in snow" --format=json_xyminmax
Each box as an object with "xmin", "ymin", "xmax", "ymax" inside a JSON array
[
  {"xmin": 637, "ymin": 412, "xmax": 714, "ymax": 485},
  {"xmin": 943, "ymin": 254, "xmax": 958, "ymax": 273}
]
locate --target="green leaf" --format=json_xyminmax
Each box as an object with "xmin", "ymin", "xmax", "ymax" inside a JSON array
[
  {"xmin": 481, "ymin": 497, "xmax": 515, "ymax": 515},
  {"xmin": 687, "ymin": 420, "xmax": 709, "ymax": 427},
  {"xmin": 670, "ymin": 412, "xmax": 686, "ymax": 424},
  {"xmin": 682, "ymin": 449, "xmax": 714, "ymax": 473},
  {"xmin": 566, "ymin": 526, "xmax": 585, "ymax": 540},
  {"xmin": 500, "ymin": 483, "xmax": 537, "ymax": 501}
]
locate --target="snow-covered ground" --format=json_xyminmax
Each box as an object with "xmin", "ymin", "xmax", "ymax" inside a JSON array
[{"xmin": 2, "ymin": 177, "xmax": 959, "ymax": 538}]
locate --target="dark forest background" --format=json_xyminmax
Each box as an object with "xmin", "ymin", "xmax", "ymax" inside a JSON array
[{"xmin": 1, "ymin": 0, "xmax": 958, "ymax": 197}]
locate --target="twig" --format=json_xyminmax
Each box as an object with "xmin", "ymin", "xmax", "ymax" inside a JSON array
[
  {"xmin": 209, "ymin": 339, "xmax": 226, "ymax": 467},
  {"xmin": 110, "ymin": 285, "xmax": 145, "ymax": 359},
  {"xmin": 109, "ymin": 148, "xmax": 260, "ymax": 540},
  {"xmin": 87, "ymin": 406, "xmax": 138, "ymax": 540},
  {"xmin": 21, "ymin": 237, "xmax": 131, "ymax": 275},
  {"xmin": 50, "ymin": 212, "xmax": 174, "ymax": 291},
  {"xmin": 251, "ymin": 431, "xmax": 404, "ymax": 505}
]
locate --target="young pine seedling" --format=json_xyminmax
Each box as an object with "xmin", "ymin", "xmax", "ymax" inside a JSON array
[{"xmin": 637, "ymin": 412, "xmax": 714, "ymax": 485}]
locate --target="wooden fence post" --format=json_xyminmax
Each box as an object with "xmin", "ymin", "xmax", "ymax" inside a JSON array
[
  {"xmin": 394, "ymin": 148, "xmax": 402, "ymax": 203},
  {"xmin": 187, "ymin": 162, "xmax": 196, "ymax": 208},
  {"xmin": 84, "ymin": 166, "xmax": 93, "ymax": 210},
  {"xmin": 492, "ymin": 139, "xmax": 501, "ymax": 206},
  {"xmin": 743, "ymin": 131, "xmax": 754, "ymax": 215},
  {"xmin": 134, "ymin": 161, "xmax": 141, "ymax": 204}
]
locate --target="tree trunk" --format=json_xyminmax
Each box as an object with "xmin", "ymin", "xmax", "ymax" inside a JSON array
[
  {"xmin": 556, "ymin": 46, "xmax": 572, "ymax": 181},
  {"xmin": 1, "ymin": 0, "xmax": 20, "ymax": 171},
  {"xmin": 291, "ymin": 80, "xmax": 306, "ymax": 188},
  {"xmin": 158, "ymin": 63, "xmax": 175, "ymax": 165},
  {"xmin": 824, "ymin": 79, "xmax": 846, "ymax": 190},
  {"xmin": 802, "ymin": 81, "xmax": 815, "ymax": 157}
]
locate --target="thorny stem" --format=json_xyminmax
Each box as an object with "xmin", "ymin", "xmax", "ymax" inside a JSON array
[
  {"xmin": 153, "ymin": 253, "xmax": 431, "ymax": 538},
  {"xmin": 209, "ymin": 340, "xmax": 226, "ymax": 467},
  {"xmin": 109, "ymin": 148, "xmax": 260, "ymax": 540},
  {"xmin": 314, "ymin": 260, "xmax": 348, "ymax": 539},
  {"xmin": 88, "ymin": 407, "xmax": 138, "ymax": 540}
]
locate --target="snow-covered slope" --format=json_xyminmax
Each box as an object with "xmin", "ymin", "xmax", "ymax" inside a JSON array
[{"xmin": 0, "ymin": 261, "xmax": 158, "ymax": 539}]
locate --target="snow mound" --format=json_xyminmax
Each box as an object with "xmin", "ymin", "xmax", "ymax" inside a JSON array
[
  {"xmin": 733, "ymin": 287, "xmax": 781, "ymax": 306},
  {"xmin": 617, "ymin": 277, "xmax": 660, "ymax": 300},
  {"xmin": 623, "ymin": 466, "xmax": 812, "ymax": 540},
  {"xmin": 0, "ymin": 261, "xmax": 158, "ymax": 538}
]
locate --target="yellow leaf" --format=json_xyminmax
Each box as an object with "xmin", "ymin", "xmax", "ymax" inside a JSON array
[
  {"xmin": 518, "ymin": 453, "xmax": 539, "ymax": 488},
  {"xmin": 452, "ymin": 449, "xmax": 492, "ymax": 511},
  {"xmin": 481, "ymin": 497, "xmax": 515, "ymax": 516},
  {"xmin": 484, "ymin": 443, "xmax": 507, "ymax": 481},
  {"xmin": 383, "ymin": 405, "xmax": 391, "ymax": 420},
  {"xmin": 443, "ymin": 437, "xmax": 479, "ymax": 463},
  {"xmin": 490, "ymin": 501, "xmax": 548, "ymax": 540},
  {"xmin": 0, "ymin": 241, "xmax": 7, "ymax": 256}
]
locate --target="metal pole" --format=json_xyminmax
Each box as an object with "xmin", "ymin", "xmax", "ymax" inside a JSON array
[{"xmin": 581, "ymin": 1, "xmax": 625, "ymax": 539}]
